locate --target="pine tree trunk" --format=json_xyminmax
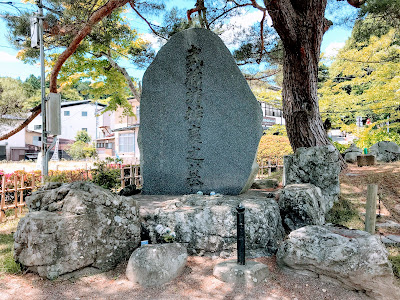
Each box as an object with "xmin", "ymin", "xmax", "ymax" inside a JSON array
[{"xmin": 265, "ymin": 0, "xmax": 331, "ymax": 150}]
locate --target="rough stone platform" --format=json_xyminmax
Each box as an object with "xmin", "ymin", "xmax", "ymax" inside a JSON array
[{"xmin": 134, "ymin": 190, "xmax": 285, "ymax": 257}]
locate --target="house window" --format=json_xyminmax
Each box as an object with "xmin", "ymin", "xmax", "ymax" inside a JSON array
[
  {"xmin": 119, "ymin": 133, "xmax": 135, "ymax": 153},
  {"xmin": 34, "ymin": 125, "xmax": 41, "ymax": 130},
  {"xmin": 106, "ymin": 142, "xmax": 113, "ymax": 149},
  {"xmin": 32, "ymin": 136, "xmax": 41, "ymax": 146},
  {"xmin": 82, "ymin": 111, "xmax": 88, "ymax": 117},
  {"xmin": 82, "ymin": 128, "xmax": 87, "ymax": 131},
  {"xmin": 64, "ymin": 111, "xmax": 70, "ymax": 116}
]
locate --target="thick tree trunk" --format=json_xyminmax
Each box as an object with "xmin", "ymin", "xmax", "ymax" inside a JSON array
[{"xmin": 265, "ymin": 0, "xmax": 331, "ymax": 150}]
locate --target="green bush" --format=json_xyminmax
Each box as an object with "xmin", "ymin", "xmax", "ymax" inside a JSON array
[
  {"xmin": 90, "ymin": 161, "xmax": 120, "ymax": 190},
  {"xmin": 332, "ymin": 141, "xmax": 351, "ymax": 154},
  {"xmin": 355, "ymin": 128, "xmax": 400, "ymax": 149},
  {"xmin": 67, "ymin": 141, "xmax": 97, "ymax": 160}
]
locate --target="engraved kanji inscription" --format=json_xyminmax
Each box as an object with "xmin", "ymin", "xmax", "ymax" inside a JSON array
[{"xmin": 185, "ymin": 45, "xmax": 204, "ymax": 192}]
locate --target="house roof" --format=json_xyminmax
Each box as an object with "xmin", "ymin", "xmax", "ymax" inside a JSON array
[
  {"xmin": 61, "ymin": 100, "xmax": 106, "ymax": 108},
  {"xmin": 112, "ymin": 125, "xmax": 139, "ymax": 132}
]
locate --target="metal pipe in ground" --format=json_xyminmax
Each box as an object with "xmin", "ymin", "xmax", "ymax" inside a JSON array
[{"xmin": 236, "ymin": 203, "xmax": 245, "ymax": 265}]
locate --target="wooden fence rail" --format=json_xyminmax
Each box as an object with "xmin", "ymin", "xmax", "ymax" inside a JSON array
[
  {"xmin": 0, "ymin": 174, "xmax": 36, "ymax": 222},
  {"xmin": 120, "ymin": 164, "xmax": 142, "ymax": 188},
  {"xmin": 257, "ymin": 159, "xmax": 284, "ymax": 178}
]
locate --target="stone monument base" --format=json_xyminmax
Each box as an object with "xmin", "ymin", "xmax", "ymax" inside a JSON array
[
  {"xmin": 213, "ymin": 260, "xmax": 269, "ymax": 287},
  {"xmin": 135, "ymin": 190, "xmax": 285, "ymax": 257}
]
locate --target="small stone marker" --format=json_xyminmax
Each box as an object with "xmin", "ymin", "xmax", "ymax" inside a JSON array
[
  {"xmin": 357, "ymin": 154, "xmax": 376, "ymax": 167},
  {"xmin": 139, "ymin": 28, "xmax": 262, "ymax": 195},
  {"xmin": 213, "ymin": 260, "xmax": 269, "ymax": 287}
]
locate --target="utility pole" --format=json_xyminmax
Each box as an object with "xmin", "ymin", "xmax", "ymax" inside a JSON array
[{"xmin": 37, "ymin": 0, "xmax": 48, "ymax": 181}]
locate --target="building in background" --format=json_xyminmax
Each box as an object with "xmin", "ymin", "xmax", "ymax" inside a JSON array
[
  {"xmin": 96, "ymin": 98, "xmax": 140, "ymax": 163},
  {"xmin": 0, "ymin": 116, "xmax": 27, "ymax": 161},
  {"xmin": 28, "ymin": 100, "xmax": 106, "ymax": 141},
  {"xmin": 259, "ymin": 102, "xmax": 285, "ymax": 129}
]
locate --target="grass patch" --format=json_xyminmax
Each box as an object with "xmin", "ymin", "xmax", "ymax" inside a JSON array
[
  {"xmin": 387, "ymin": 246, "xmax": 400, "ymax": 280},
  {"xmin": 326, "ymin": 196, "xmax": 364, "ymax": 230},
  {"xmin": 0, "ymin": 210, "xmax": 24, "ymax": 274},
  {"xmin": 0, "ymin": 233, "xmax": 21, "ymax": 274}
]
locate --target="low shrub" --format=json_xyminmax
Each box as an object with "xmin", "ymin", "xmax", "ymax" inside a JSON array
[
  {"xmin": 257, "ymin": 134, "xmax": 293, "ymax": 165},
  {"xmin": 90, "ymin": 161, "xmax": 121, "ymax": 190}
]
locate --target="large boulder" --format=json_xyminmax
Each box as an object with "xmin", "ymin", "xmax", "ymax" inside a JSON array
[
  {"xmin": 139, "ymin": 28, "xmax": 263, "ymax": 195},
  {"xmin": 126, "ymin": 243, "xmax": 188, "ymax": 286},
  {"xmin": 277, "ymin": 225, "xmax": 399, "ymax": 300},
  {"xmin": 369, "ymin": 141, "xmax": 400, "ymax": 162},
  {"xmin": 283, "ymin": 145, "xmax": 341, "ymax": 210},
  {"xmin": 14, "ymin": 182, "xmax": 141, "ymax": 279},
  {"xmin": 343, "ymin": 144, "xmax": 363, "ymax": 163},
  {"xmin": 278, "ymin": 184, "xmax": 326, "ymax": 232},
  {"xmin": 138, "ymin": 191, "xmax": 285, "ymax": 257}
]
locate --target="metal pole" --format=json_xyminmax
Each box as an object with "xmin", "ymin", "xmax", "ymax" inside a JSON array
[
  {"xmin": 37, "ymin": 0, "xmax": 48, "ymax": 181},
  {"xmin": 236, "ymin": 203, "xmax": 245, "ymax": 265}
]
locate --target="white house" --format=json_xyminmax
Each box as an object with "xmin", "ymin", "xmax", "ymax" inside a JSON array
[
  {"xmin": 96, "ymin": 98, "xmax": 140, "ymax": 163},
  {"xmin": 28, "ymin": 100, "xmax": 106, "ymax": 142},
  {"xmin": 0, "ymin": 116, "xmax": 27, "ymax": 161}
]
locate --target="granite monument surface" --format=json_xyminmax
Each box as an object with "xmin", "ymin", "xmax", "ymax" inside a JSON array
[{"xmin": 139, "ymin": 28, "xmax": 262, "ymax": 195}]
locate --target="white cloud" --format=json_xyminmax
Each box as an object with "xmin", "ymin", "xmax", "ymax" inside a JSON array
[
  {"xmin": 219, "ymin": 10, "xmax": 272, "ymax": 48},
  {"xmin": 0, "ymin": 51, "xmax": 18, "ymax": 63},
  {"xmin": 324, "ymin": 42, "xmax": 345, "ymax": 59},
  {"xmin": 140, "ymin": 33, "xmax": 166, "ymax": 51}
]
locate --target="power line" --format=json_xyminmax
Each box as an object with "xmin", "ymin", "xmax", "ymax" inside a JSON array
[{"xmin": 321, "ymin": 104, "xmax": 400, "ymax": 114}]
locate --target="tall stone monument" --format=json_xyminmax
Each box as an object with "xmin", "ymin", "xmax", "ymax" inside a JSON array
[{"xmin": 139, "ymin": 28, "xmax": 262, "ymax": 195}]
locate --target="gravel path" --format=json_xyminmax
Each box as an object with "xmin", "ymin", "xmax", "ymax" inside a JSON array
[{"xmin": 0, "ymin": 256, "xmax": 371, "ymax": 300}]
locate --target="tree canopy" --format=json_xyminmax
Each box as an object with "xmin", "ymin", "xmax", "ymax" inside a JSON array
[{"xmin": 2, "ymin": 0, "xmax": 398, "ymax": 159}]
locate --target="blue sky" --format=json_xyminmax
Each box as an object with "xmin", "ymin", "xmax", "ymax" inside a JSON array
[{"xmin": 0, "ymin": 1, "xmax": 354, "ymax": 81}]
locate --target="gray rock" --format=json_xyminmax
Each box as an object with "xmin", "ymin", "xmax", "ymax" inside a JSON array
[
  {"xmin": 343, "ymin": 144, "xmax": 363, "ymax": 163},
  {"xmin": 14, "ymin": 182, "xmax": 141, "ymax": 279},
  {"xmin": 278, "ymin": 184, "xmax": 326, "ymax": 232},
  {"xmin": 277, "ymin": 225, "xmax": 399, "ymax": 300},
  {"xmin": 139, "ymin": 28, "xmax": 262, "ymax": 195},
  {"xmin": 213, "ymin": 260, "xmax": 269, "ymax": 287},
  {"xmin": 251, "ymin": 178, "xmax": 279, "ymax": 189},
  {"xmin": 369, "ymin": 141, "xmax": 400, "ymax": 162},
  {"xmin": 126, "ymin": 243, "xmax": 188, "ymax": 286},
  {"xmin": 137, "ymin": 191, "xmax": 285, "ymax": 257},
  {"xmin": 283, "ymin": 145, "xmax": 341, "ymax": 210}
]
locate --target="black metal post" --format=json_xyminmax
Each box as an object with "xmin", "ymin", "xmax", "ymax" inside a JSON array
[{"xmin": 236, "ymin": 203, "xmax": 245, "ymax": 265}]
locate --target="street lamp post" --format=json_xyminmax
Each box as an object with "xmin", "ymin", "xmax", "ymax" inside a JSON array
[{"xmin": 36, "ymin": 0, "xmax": 48, "ymax": 180}]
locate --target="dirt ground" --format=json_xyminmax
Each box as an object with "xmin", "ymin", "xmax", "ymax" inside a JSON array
[{"xmin": 0, "ymin": 256, "xmax": 372, "ymax": 300}]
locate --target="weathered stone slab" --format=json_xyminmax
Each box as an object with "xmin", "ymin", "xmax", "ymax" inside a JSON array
[
  {"xmin": 14, "ymin": 182, "xmax": 141, "ymax": 279},
  {"xmin": 278, "ymin": 183, "xmax": 326, "ymax": 232},
  {"xmin": 283, "ymin": 145, "xmax": 341, "ymax": 210},
  {"xmin": 369, "ymin": 141, "xmax": 400, "ymax": 162},
  {"xmin": 139, "ymin": 28, "xmax": 262, "ymax": 195},
  {"xmin": 137, "ymin": 191, "xmax": 285, "ymax": 257},
  {"xmin": 126, "ymin": 243, "xmax": 188, "ymax": 286},
  {"xmin": 343, "ymin": 144, "xmax": 362, "ymax": 163},
  {"xmin": 277, "ymin": 225, "xmax": 399, "ymax": 300}
]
